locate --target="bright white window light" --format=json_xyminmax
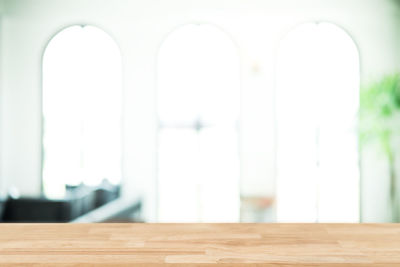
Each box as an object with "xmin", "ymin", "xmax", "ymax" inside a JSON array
[
  {"xmin": 157, "ymin": 24, "xmax": 240, "ymax": 222},
  {"xmin": 276, "ymin": 22, "xmax": 360, "ymax": 222},
  {"xmin": 42, "ymin": 25, "xmax": 122, "ymax": 198}
]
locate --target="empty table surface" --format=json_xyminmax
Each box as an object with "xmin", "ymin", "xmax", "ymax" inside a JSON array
[{"xmin": 0, "ymin": 223, "xmax": 400, "ymax": 266}]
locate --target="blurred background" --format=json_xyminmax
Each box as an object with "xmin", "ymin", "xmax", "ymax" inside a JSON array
[{"xmin": 0, "ymin": 0, "xmax": 400, "ymax": 223}]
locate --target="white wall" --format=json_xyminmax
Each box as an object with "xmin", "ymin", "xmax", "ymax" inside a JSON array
[
  {"xmin": 0, "ymin": 1, "xmax": 3, "ymax": 199},
  {"xmin": 0, "ymin": 0, "xmax": 399, "ymax": 221}
]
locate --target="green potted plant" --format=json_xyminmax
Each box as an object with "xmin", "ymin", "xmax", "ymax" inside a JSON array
[{"xmin": 360, "ymin": 73, "xmax": 400, "ymax": 222}]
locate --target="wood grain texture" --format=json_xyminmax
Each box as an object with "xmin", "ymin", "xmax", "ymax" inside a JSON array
[{"xmin": 0, "ymin": 223, "xmax": 400, "ymax": 266}]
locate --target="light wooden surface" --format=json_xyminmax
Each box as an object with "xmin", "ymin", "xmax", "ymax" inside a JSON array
[{"xmin": 0, "ymin": 223, "xmax": 400, "ymax": 266}]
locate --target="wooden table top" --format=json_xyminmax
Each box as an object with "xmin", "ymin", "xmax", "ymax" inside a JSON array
[{"xmin": 0, "ymin": 223, "xmax": 400, "ymax": 266}]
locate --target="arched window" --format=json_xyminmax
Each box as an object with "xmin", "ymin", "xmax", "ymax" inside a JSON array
[
  {"xmin": 157, "ymin": 24, "xmax": 240, "ymax": 222},
  {"xmin": 42, "ymin": 25, "xmax": 122, "ymax": 198},
  {"xmin": 276, "ymin": 22, "xmax": 360, "ymax": 222}
]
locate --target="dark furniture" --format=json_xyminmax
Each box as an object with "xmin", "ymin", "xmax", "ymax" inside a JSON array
[{"xmin": 0, "ymin": 182, "xmax": 139, "ymax": 223}]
